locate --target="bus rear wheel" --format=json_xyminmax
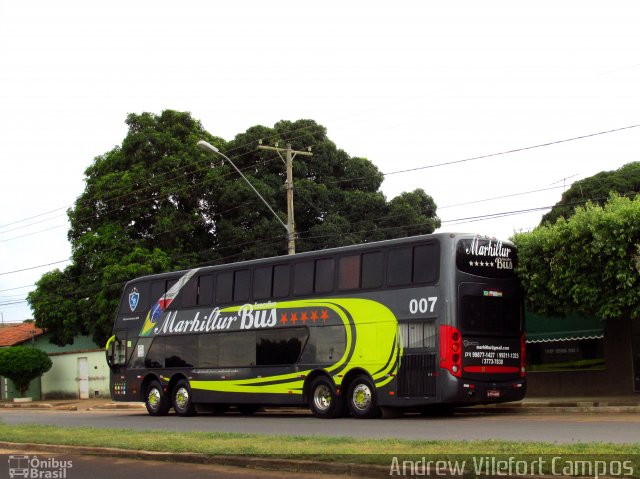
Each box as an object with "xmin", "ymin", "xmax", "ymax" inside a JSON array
[
  {"xmin": 347, "ymin": 375, "xmax": 381, "ymax": 419},
  {"xmin": 145, "ymin": 380, "xmax": 170, "ymax": 416},
  {"xmin": 172, "ymin": 379, "xmax": 196, "ymax": 416},
  {"xmin": 308, "ymin": 376, "xmax": 343, "ymax": 419}
]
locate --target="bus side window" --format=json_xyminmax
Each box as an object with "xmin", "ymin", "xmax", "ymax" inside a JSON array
[
  {"xmin": 413, "ymin": 243, "xmax": 439, "ymax": 284},
  {"xmin": 198, "ymin": 334, "xmax": 219, "ymax": 367},
  {"xmin": 314, "ymin": 258, "xmax": 334, "ymax": 294},
  {"xmin": 294, "ymin": 262, "xmax": 314, "ymax": 296},
  {"xmin": 273, "ymin": 264, "xmax": 290, "ymax": 298},
  {"xmin": 216, "ymin": 271, "xmax": 233, "ymax": 304},
  {"xmin": 181, "ymin": 277, "xmax": 198, "ymax": 308},
  {"xmin": 145, "ymin": 337, "xmax": 165, "ymax": 368},
  {"xmin": 256, "ymin": 327, "xmax": 309, "ymax": 366},
  {"xmin": 338, "ymin": 255, "xmax": 361, "ymax": 291},
  {"xmin": 165, "ymin": 335, "xmax": 198, "ymax": 367},
  {"xmin": 253, "ymin": 266, "xmax": 272, "ymax": 300},
  {"xmin": 129, "ymin": 338, "xmax": 153, "ymax": 368},
  {"xmin": 233, "ymin": 269, "xmax": 250, "ymax": 302},
  {"xmin": 387, "ymin": 247, "xmax": 412, "ymax": 286},
  {"xmin": 218, "ymin": 331, "xmax": 256, "ymax": 367},
  {"xmin": 361, "ymin": 251, "xmax": 383, "ymax": 289},
  {"xmin": 198, "ymin": 275, "xmax": 214, "ymax": 305}
]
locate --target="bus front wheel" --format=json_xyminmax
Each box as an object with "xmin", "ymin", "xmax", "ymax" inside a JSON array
[
  {"xmin": 347, "ymin": 375, "xmax": 381, "ymax": 419},
  {"xmin": 308, "ymin": 376, "xmax": 343, "ymax": 419},
  {"xmin": 172, "ymin": 379, "xmax": 196, "ymax": 416},
  {"xmin": 145, "ymin": 380, "xmax": 170, "ymax": 416}
]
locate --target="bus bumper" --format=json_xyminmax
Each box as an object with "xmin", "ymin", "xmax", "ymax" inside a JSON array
[{"xmin": 440, "ymin": 371, "xmax": 527, "ymax": 405}]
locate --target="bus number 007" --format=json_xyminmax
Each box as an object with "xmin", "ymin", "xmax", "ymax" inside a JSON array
[{"xmin": 409, "ymin": 297, "xmax": 438, "ymax": 315}]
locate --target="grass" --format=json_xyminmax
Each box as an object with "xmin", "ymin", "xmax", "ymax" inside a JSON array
[{"xmin": 0, "ymin": 423, "xmax": 637, "ymax": 464}]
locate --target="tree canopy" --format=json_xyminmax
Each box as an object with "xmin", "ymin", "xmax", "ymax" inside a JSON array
[
  {"xmin": 28, "ymin": 111, "xmax": 441, "ymax": 346},
  {"xmin": 541, "ymin": 161, "xmax": 640, "ymax": 224},
  {"xmin": 514, "ymin": 194, "xmax": 640, "ymax": 320},
  {"xmin": 0, "ymin": 346, "xmax": 52, "ymax": 397}
]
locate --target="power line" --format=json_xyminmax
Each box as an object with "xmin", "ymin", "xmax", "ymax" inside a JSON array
[
  {"xmin": 0, "ymin": 206, "xmax": 68, "ymax": 230},
  {"xmin": 0, "ymin": 284, "xmax": 35, "ymax": 293},
  {"xmin": 323, "ymin": 122, "xmax": 640, "ymax": 189},
  {"xmin": 381, "ymin": 123, "xmax": 640, "ymax": 177},
  {"xmin": 438, "ymin": 185, "xmax": 567, "ymax": 209},
  {"xmin": 0, "ymin": 259, "xmax": 72, "ymax": 276},
  {"xmin": 0, "ymin": 125, "xmax": 328, "ymax": 233}
]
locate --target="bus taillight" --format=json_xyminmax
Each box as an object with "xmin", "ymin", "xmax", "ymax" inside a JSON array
[
  {"xmin": 520, "ymin": 332, "xmax": 527, "ymax": 377},
  {"xmin": 440, "ymin": 325, "xmax": 462, "ymax": 378}
]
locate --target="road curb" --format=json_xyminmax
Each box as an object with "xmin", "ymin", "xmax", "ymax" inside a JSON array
[
  {"xmin": 0, "ymin": 441, "xmax": 390, "ymax": 478},
  {"xmin": 465, "ymin": 405, "xmax": 640, "ymax": 414}
]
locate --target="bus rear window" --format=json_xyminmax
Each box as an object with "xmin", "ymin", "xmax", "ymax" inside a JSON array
[{"xmin": 460, "ymin": 295, "xmax": 520, "ymax": 335}]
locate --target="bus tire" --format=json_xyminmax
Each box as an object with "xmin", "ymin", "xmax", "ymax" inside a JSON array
[
  {"xmin": 308, "ymin": 376, "xmax": 343, "ymax": 419},
  {"xmin": 145, "ymin": 379, "xmax": 170, "ymax": 416},
  {"xmin": 172, "ymin": 379, "xmax": 196, "ymax": 417},
  {"xmin": 347, "ymin": 375, "xmax": 381, "ymax": 419}
]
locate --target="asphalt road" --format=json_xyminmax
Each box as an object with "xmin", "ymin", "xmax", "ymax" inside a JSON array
[{"xmin": 2, "ymin": 408, "xmax": 639, "ymax": 443}]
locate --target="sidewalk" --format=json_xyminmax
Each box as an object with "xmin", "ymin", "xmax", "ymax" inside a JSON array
[
  {"xmin": 468, "ymin": 395, "xmax": 640, "ymax": 414},
  {"xmin": 0, "ymin": 397, "xmax": 143, "ymax": 411},
  {"xmin": 1, "ymin": 396, "xmax": 639, "ymax": 413}
]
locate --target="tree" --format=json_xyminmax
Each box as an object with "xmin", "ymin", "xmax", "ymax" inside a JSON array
[
  {"xmin": 28, "ymin": 111, "xmax": 441, "ymax": 346},
  {"xmin": 514, "ymin": 194, "xmax": 640, "ymax": 320},
  {"xmin": 541, "ymin": 162, "xmax": 640, "ymax": 224},
  {"xmin": 0, "ymin": 347, "xmax": 52, "ymax": 397}
]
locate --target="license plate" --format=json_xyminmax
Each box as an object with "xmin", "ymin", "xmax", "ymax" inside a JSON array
[{"xmin": 487, "ymin": 390, "xmax": 501, "ymax": 398}]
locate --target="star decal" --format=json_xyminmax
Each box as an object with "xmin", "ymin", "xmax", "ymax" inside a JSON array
[
  {"xmin": 300, "ymin": 312, "xmax": 308, "ymax": 323},
  {"xmin": 280, "ymin": 313, "xmax": 288, "ymax": 324},
  {"xmin": 310, "ymin": 310, "xmax": 318, "ymax": 322}
]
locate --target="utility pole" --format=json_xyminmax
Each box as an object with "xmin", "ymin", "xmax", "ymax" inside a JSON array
[{"xmin": 257, "ymin": 142, "xmax": 312, "ymax": 255}]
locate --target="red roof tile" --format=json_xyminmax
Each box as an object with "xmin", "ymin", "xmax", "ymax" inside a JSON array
[{"xmin": 0, "ymin": 323, "xmax": 45, "ymax": 347}]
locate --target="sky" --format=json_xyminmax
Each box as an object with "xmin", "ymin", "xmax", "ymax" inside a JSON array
[{"xmin": 1, "ymin": 0, "xmax": 639, "ymax": 323}]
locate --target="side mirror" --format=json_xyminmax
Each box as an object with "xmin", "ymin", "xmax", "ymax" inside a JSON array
[{"xmin": 105, "ymin": 335, "xmax": 116, "ymax": 368}]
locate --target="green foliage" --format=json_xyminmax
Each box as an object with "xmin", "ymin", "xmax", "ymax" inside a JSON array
[
  {"xmin": 0, "ymin": 347, "xmax": 52, "ymax": 397},
  {"xmin": 514, "ymin": 194, "xmax": 640, "ymax": 320},
  {"xmin": 28, "ymin": 111, "xmax": 440, "ymax": 346},
  {"xmin": 541, "ymin": 162, "xmax": 640, "ymax": 224}
]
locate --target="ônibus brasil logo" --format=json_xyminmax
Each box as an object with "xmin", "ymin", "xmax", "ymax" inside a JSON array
[{"xmin": 8, "ymin": 455, "xmax": 73, "ymax": 478}]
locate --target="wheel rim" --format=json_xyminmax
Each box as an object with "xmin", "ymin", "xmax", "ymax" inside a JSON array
[
  {"xmin": 147, "ymin": 387, "xmax": 161, "ymax": 410},
  {"xmin": 313, "ymin": 384, "xmax": 332, "ymax": 412},
  {"xmin": 352, "ymin": 383, "xmax": 372, "ymax": 411},
  {"xmin": 175, "ymin": 387, "xmax": 190, "ymax": 411}
]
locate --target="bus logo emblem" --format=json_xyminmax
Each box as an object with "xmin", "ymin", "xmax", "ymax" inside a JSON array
[{"xmin": 129, "ymin": 288, "xmax": 140, "ymax": 312}]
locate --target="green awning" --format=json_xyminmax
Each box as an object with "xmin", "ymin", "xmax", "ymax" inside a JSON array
[{"xmin": 525, "ymin": 311, "xmax": 605, "ymax": 343}]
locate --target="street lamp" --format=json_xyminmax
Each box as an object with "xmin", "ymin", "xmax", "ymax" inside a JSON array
[{"xmin": 197, "ymin": 140, "xmax": 295, "ymax": 254}]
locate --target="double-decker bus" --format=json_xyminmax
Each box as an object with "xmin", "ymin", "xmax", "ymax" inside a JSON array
[{"xmin": 106, "ymin": 233, "xmax": 525, "ymax": 418}]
